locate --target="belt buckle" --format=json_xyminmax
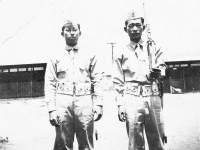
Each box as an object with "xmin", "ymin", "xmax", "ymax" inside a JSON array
[
  {"xmin": 130, "ymin": 83, "xmax": 140, "ymax": 96},
  {"xmin": 84, "ymin": 83, "xmax": 91, "ymax": 95},
  {"xmin": 75, "ymin": 84, "xmax": 85, "ymax": 96},
  {"xmin": 57, "ymin": 82, "xmax": 73, "ymax": 95},
  {"xmin": 142, "ymin": 85, "xmax": 152, "ymax": 96},
  {"xmin": 125, "ymin": 84, "xmax": 131, "ymax": 94}
]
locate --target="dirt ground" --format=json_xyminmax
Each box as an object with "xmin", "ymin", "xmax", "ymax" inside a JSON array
[{"xmin": 0, "ymin": 92, "xmax": 200, "ymax": 150}]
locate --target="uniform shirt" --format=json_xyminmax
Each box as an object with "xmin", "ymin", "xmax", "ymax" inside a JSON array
[
  {"xmin": 113, "ymin": 39, "xmax": 166, "ymax": 105},
  {"xmin": 45, "ymin": 45, "xmax": 103, "ymax": 112}
]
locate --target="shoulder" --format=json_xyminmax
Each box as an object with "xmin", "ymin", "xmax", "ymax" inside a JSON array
[
  {"xmin": 144, "ymin": 39, "xmax": 162, "ymax": 53},
  {"xmin": 145, "ymin": 38, "xmax": 162, "ymax": 51},
  {"xmin": 154, "ymin": 42, "xmax": 161, "ymax": 51},
  {"xmin": 79, "ymin": 47, "xmax": 96, "ymax": 59},
  {"xmin": 47, "ymin": 48, "xmax": 68, "ymax": 64},
  {"xmin": 114, "ymin": 43, "xmax": 128, "ymax": 59},
  {"xmin": 153, "ymin": 43, "xmax": 164, "ymax": 56}
]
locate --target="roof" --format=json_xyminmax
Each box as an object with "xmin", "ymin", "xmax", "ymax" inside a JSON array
[{"xmin": 165, "ymin": 48, "xmax": 200, "ymax": 62}]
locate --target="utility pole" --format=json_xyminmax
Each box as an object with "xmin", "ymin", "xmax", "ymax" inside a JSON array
[{"xmin": 107, "ymin": 42, "xmax": 117, "ymax": 66}]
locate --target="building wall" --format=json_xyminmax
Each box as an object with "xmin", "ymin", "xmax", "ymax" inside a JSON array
[
  {"xmin": 164, "ymin": 61, "xmax": 200, "ymax": 93},
  {"xmin": 1, "ymin": 61, "xmax": 200, "ymax": 98},
  {"xmin": 0, "ymin": 63, "xmax": 46, "ymax": 99}
]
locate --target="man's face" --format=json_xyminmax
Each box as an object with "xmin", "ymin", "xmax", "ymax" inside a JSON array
[
  {"xmin": 125, "ymin": 18, "xmax": 144, "ymax": 42},
  {"xmin": 62, "ymin": 24, "xmax": 81, "ymax": 46}
]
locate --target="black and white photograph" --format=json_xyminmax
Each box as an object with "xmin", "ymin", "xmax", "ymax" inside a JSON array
[{"xmin": 0, "ymin": 0, "xmax": 200, "ymax": 149}]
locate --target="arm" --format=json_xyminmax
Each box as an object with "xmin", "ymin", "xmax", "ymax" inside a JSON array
[
  {"xmin": 113, "ymin": 54, "xmax": 125, "ymax": 106},
  {"xmin": 45, "ymin": 57, "xmax": 61, "ymax": 126},
  {"xmin": 90, "ymin": 55, "xmax": 104, "ymax": 121},
  {"xmin": 113, "ymin": 54, "xmax": 126, "ymax": 122},
  {"xmin": 155, "ymin": 46, "xmax": 166, "ymax": 76},
  {"xmin": 149, "ymin": 44, "xmax": 166, "ymax": 80},
  {"xmin": 45, "ymin": 57, "xmax": 57, "ymax": 112}
]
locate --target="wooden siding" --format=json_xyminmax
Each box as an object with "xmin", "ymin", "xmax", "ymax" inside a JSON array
[
  {"xmin": 164, "ymin": 61, "xmax": 200, "ymax": 93},
  {"xmin": 0, "ymin": 64, "xmax": 46, "ymax": 99}
]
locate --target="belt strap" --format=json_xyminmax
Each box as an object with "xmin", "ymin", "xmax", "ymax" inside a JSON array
[
  {"xmin": 124, "ymin": 82, "xmax": 160, "ymax": 96},
  {"xmin": 56, "ymin": 82, "xmax": 91, "ymax": 96}
]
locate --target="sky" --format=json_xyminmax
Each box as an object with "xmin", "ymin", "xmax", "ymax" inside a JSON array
[{"xmin": 0, "ymin": 0, "xmax": 200, "ymax": 66}]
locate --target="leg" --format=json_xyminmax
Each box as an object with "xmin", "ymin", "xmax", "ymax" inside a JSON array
[
  {"xmin": 54, "ymin": 94, "xmax": 75, "ymax": 150},
  {"xmin": 54, "ymin": 127, "xmax": 68, "ymax": 150},
  {"xmin": 74, "ymin": 95, "xmax": 94, "ymax": 150},
  {"xmin": 124, "ymin": 94, "xmax": 145, "ymax": 150},
  {"xmin": 144, "ymin": 96, "xmax": 165, "ymax": 150}
]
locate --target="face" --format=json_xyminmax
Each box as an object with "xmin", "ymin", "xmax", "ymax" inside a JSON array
[
  {"xmin": 62, "ymin": 24, "xmax": 81, "ymax": 46},
  {"xmin": 124, "ymin": 18, "xmax": 144, "ymax": 42}
]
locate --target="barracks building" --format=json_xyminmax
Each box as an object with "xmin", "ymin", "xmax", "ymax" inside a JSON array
[
  {"xmin": 1, "ymin": 54, "xmax": 200, "ymax": 99},
  {"xmin": 1, "ymin": 47, "xmax": 200, "ymax": 99},
  {"xmin": 162, "ymin": 51, "xmax": 200, "ymax": 94},
  {"xmin": 0, "ymin": 63, "xmax": 46, "ymax": 99}
]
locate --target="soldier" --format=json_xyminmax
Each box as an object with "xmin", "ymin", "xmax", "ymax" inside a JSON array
[
  {"xmin": 113, "ymin": 10, "xmax": 166, "ymax": 150},
  {"xmin": 45, "ymin": 19, "xmax": 103, "ymax": 150}
]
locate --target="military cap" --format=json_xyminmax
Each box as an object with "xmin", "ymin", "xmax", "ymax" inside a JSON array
[
  {"xmin": 125, "ymin": 10, "xmax": 144, "ymax": 26},
  {"xmin": 61, "ymin": 19, "xmax": 80, "ymax": 31}
]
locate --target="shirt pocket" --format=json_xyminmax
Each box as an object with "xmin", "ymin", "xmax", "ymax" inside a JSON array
[
  {"xmin": 56, "ymin": 61, "xmax": 69, "ymax": 80},
  {"xmin": 122, "ymin": 62, "xmax": 130, "ymax": 71},
  {"xmin": 122, "ymin": 59, "xmax": 138, "ymax": 73},
  {"xmin": 57, "ymin": 70, "xmax": 68, "ymax": 79},
  {"xmin": 78, "ymin": 61, "xmax": 91, "ymax": 82},
  {"xmin": 78, "ymin": 61, "xmax": 90, "ymax": 72}
]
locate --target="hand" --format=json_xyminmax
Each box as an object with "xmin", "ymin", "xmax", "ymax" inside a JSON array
[
  {"xmin": 147, "ymin": 38, "xmax": 155, "ymax": 46},
  {"xmin": 49, "ymin": 111, "xmax": 61, "ymax": 127},
  {"xmin": 149, "ymin": 68, "xmax": 161, "ymax": 79},
  {"xmin": 118, "ymin": 105, "xmax": 126, "ymax": 122},
  {"xmin": 93, "ymin": 105, "xmax": 103, "ymax": 122}
]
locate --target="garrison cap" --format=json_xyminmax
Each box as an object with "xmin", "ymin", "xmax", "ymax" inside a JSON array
[
  {"xmin": 125, "ymin": 10, "xmax": 144, "ymax": 26},
  {"xmin": 61, "ymin": 19, "xmax": 80, "ymax": 31}
]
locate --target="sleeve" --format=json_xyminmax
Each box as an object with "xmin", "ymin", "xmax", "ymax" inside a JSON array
[
  {"xmin": 45, "ymin": 57, "xmax": 57, "ymax": 112},
  {"xmin": 155, "ymin": 45, "xmax": 166, "ymax": 76},
  {"xmin": 112, "ymin": 54, "xmax": 125, "ymax": 106},
  {"xmin": 90, "ymin": 54, "xmax": 104, "ymax": 106}
]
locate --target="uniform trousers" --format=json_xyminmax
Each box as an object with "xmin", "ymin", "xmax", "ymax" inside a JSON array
[
  {"xmin": 124, "ymin": 94, "xmax": 165, "ymax": 150},
  {"xmin": 54, "ymin": 94, "xmax": 94, "ymax": 150}
]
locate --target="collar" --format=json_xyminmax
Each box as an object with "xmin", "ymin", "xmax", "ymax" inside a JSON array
[
  {"xmin": 65, "ymin": 45, "xmax": 79, "ymax": 52},
  {"xmin": 129, "ymin": 39, "xmax": 144, "ymax": 48}
]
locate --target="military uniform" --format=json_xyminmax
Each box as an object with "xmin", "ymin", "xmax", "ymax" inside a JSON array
[
  {"xmin": 45, "ymin": 34, "xmax": 103, "ymax": 149},
  {"xmin": 113, "ymin": 11, "xmax": 166, "ymax": 150}
]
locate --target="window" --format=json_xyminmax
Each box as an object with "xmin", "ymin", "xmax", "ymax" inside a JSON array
[
  {"xmin": 10, "ymin": 68, "xmax": 18, "ymax": 72},
  {"xmin": 28, "ymin": 67, "xmax": 33, "ymax": 71},
  {"xmin": 174, "ymin": 64, "xmax": 179, "ymax": 67},
  {"xmin": 191, "ymin": 63, "xmax": 200, "ymax": 67},
  {"xmin": 181, "ymin": 64, "xmax": 188, "ymax": 67},
  {"xmin": 3, "ymin": 69, "xmax": 9, "ymax": 72},
  {"xmin": 19, "ymin": 68, "xmax": 26, "ymax": 71},
  {"xmin": 34, "ymin": 67, "xmax": 44, "ymax": 71}
]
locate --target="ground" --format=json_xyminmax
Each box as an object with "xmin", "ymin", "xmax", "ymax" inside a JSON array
[{"xmin": 0, "ymin": 92, "xmax": 200, "ymax": 150}]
